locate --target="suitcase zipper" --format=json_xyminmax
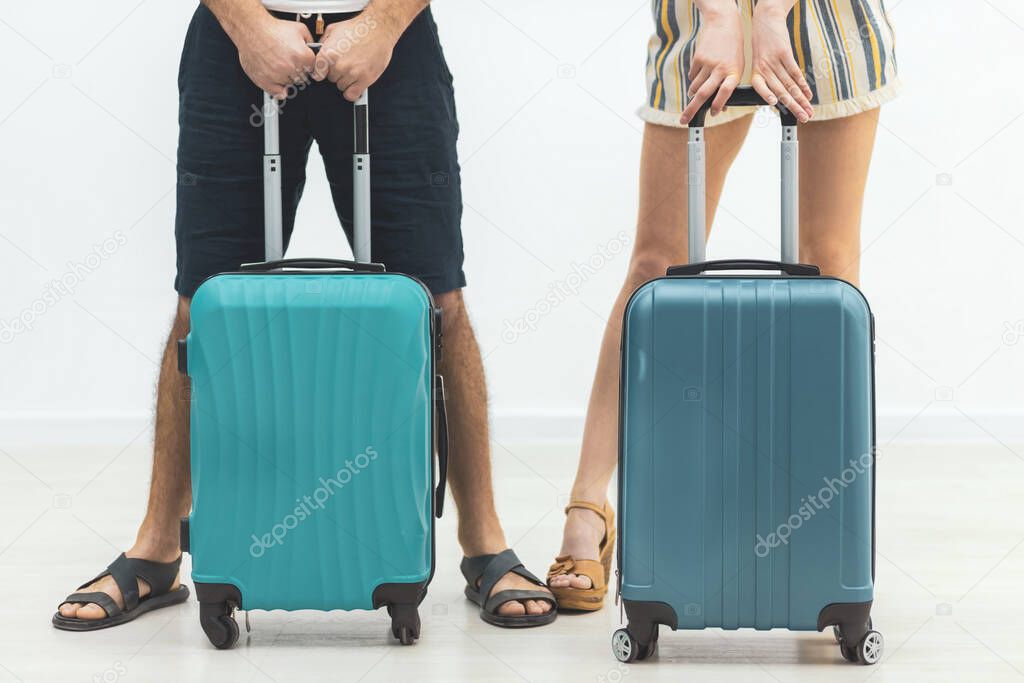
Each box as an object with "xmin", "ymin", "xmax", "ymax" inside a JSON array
[{"xmin": 315, "ymin": 13, "xmax": 325, "ymax": 36}]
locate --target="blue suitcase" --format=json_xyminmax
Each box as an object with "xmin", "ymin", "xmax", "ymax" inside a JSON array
[
  {"xmin": 613, "ymin": 89, "xmax": 882, "ymax": 665},
  {"xmin": 178, "ymin": 88, "xmax": 448, "ymax": 649}
]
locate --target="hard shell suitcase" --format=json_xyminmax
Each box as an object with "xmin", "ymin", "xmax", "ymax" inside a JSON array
[
  {"xmin": 613, "ymin": 89, "xmax": 881, "ymax": 665},
  {"xmin": 178, "ymin": 83, "xmax": 449, "ymax": 649}
]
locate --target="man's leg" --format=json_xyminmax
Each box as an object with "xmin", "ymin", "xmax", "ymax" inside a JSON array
[
  {"xmin": 57, "ymin": 4, "xmax": 310, "ymax": 622},
  {"xmin": 551, "ymin": 117, "xmax": 753, "ymax": 593},
  {"xmin": 434, "ymin": 290, "xmax": 550, "ymax": 616},
  {"xmin": 58, "ymin": 299, "xmax": 191, "ymax": 619}
]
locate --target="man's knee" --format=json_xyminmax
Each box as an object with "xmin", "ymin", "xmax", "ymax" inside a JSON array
[
  {"xmin": 175, "ymin": 296, "xmax": 191, "ymax": 332},
  {"xmin": 434, "ymin": 289, "xmax": 466, "ymax": 328}
]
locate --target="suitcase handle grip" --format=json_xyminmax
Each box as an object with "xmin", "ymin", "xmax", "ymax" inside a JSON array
[
  {"xmin": 689, "ymin": 85, "xmax": 799, "ymax": 128},
  {"xmin": 667, "ymin": 259, "xmax": 820, "ymax": 277},
  {"xmin": 239, "ymin": 258, "xmax": 386, "ymax": 273},
  {"xmin": 434, "ymin": 375, "xmax": 449, "ymax": 519}
]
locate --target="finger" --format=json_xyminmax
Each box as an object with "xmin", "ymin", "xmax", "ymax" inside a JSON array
[
  {"xmin": 764, "ymin": 70, "xmax": 808, "ymax": 122},
  {"xmin": 297, "ymin": 22, "xmax": 314, "ymax": 44},
  {"xmin": 781, "ymin": 54, "xmax": 813, "ymax": 99},
  {"xmin": 710, "ymin": 72, "xmax": 739, "ymax": 115},
  {"xmin": 687, "ymin": 64, "xmax": 711, "ymax": 95},
  {"xmin": 751, "ymin": 72, "xmax": 778, "ymax": 106},
  {"xmin": 771, "ymin": 65, "xmax": 813, "ymax": 119},
  {"xmin": 269, "ymin": 82, "xmax": 290, "ymax": 100},
  {"xmin": 681, "ymin": 70, "xmax": 724, "ymax": 123},
  {"xmin": 343, "ymin": 81, "xmax": 366, "ymax": 102}
]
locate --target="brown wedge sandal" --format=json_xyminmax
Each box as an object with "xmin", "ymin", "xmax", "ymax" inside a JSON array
[{"xmin": 547, "ymin": 500, "xmax": 615, "ymax": 612}]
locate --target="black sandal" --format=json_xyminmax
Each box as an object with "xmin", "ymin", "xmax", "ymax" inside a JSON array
[
  {"xmin": 53, "ymin": 553, "xmax": 190, "ymax": 631},
  {"xmin": 461, "ymin": 549, "xmax": 557, "ymax": 628}
]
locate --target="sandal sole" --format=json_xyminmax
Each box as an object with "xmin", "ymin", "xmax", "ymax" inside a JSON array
[{"xmin": 52, "ymin": 585, "xmax": 190, "ymax": 632}]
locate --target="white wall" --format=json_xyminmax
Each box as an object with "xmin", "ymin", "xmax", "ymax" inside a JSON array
[{"xmin": 1, "ymin": 0, "xmax": 1022, "ymax": 447}]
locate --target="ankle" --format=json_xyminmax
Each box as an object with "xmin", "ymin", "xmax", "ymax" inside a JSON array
[
  {"xmin": 131, "ymin": 525, "xmax": 183, "ymax": 562},
  {"xmin": 457, "ymin": 518, "xmax": 507, "ymax": 558}
]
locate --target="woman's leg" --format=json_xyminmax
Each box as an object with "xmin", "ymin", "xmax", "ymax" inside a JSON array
[
  {"xmin": 797, "ymin": 109, "xmax": 880, "ymax": 286},
  {"xmin": 552, "ymin": 115, "xmax": 753, "ymax": 591}
]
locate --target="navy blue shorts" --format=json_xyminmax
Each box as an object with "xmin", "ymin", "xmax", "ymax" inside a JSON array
[{"xmin": 175, "ymin": 6, "xmax": 465, "ymax": 297}]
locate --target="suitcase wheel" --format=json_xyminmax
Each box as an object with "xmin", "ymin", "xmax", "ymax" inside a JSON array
[
  {"xmin": 200, "ymin": 601, "xmax": 240, "ymax": 650},
  {"xmin": 612, "ymin": 628, "xmax": 657, "ymax": 663},
  {"xmin": 855, "ymin": 630, "xmax": 884, "ymax": 665},
  {"xmin": 388, "ymin": 604, "xmax": 420, "ymax": 646}
]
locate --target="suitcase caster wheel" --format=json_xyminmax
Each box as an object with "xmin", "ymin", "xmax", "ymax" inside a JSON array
[
  {"xmin": 389, "ymin": 604, "xmax": 420, "ymax": 646},
  {"xmin": 200, "ymin": 603, "xmax": 239, "ymax": 650},
  {"xmin": 832, "ymin": 625, "xmax": 843, "ymax": 643},
  {"xmin": 612, "ymin": 629, "xmax": 639, "ymax": 663},
  {"xmin": 856, "ymin": 630, "xmax": 884, "ymax": 665}
]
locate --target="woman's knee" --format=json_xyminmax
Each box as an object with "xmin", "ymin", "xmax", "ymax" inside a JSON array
[
  {"xmin": 800, "ymin": 241, "xmax": 860, "ymax": 280},
  {"xmin": 626, "ymin": 250, "xmax": 683, "ymax": 287}
]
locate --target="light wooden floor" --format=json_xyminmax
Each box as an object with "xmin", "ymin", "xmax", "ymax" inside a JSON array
[{"xmin": 2, "ymin": 441, "xmax": 1022, "ymax": 682}]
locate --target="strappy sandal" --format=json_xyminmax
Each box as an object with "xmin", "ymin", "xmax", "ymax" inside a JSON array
[
  {"xmin": 460, "ymin": 549, "xmax": 557, "ymax": 628},
  {"xmin": 547, "ymin": 500, "xmax": 615, "ymax": 611},
  {"xmin": 53, "ymin": 553, "xmax": 190, "ymax": 631}
]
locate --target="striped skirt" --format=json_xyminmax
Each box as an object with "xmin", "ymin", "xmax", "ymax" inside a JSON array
[{"xmin": 640, "ymin": 0, "xmax": 901, "ymax": 127}]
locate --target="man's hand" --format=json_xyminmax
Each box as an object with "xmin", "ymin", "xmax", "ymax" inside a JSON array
[
  {"xmin": 312, "ymin": 10, "xmax": 401, "ymax": 101},
  {"xmin": 236, "ymin": 16, "xmax": 317, "ymax": 99}
]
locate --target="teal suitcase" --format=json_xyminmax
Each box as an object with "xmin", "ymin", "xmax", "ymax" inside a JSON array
[
  {"xmin": 613, "ymin": 89, "xmax": 882, "ymax": 666},
  {"xmin": 178, "ymin": 87, "xmax": 448, "ymax": 649}
]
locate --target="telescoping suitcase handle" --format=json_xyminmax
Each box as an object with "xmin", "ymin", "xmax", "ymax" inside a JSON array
[
  {"xmin": 681, "ymin": 85, "xmax": 809, "ymax": 274},
  {"xmin": 262, "ymin": 43, "xmax": 372, "ymax": 264}
]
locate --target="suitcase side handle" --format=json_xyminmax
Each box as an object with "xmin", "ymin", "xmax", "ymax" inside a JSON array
[
  {"xmin": 239, "ymin": 258, "xmax": 386, "ymax": 273},
  {"xmin": 667, "ymin": 259, "xmax": 820, "ymax": 277},
  {"xmin": 434, "ymin": 375, "xmax": 449, "ymax": 518}
]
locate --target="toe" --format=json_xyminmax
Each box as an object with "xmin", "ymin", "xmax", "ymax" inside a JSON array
[
  {"xmin": 496, "ymin": 599, "xmax": 526, "ymax": 617},
  {"xmin": 58, "ymin": 602, "xmax": 79, "ymax": 618},
  {"xmin": 76, "ymin": 603, "xmax": 107, "ymax": 620},
  {"xmin": 569, "ymin": 574, "xmax": 593, "ymax": 590},
  {"xmin": 524, "ymin": 599, "xmax": 543, "ymax": 615},
  {"xmin": 548, "ymin": 575, "xmax": 570, "ymax": 588}
]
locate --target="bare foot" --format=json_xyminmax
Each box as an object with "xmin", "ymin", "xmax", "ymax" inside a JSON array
[{"xmin": 548, "ymin": 506, "xmax": 606, "ymax": 591}]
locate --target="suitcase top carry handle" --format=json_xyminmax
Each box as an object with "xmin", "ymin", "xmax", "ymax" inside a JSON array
[
  {"xmin": 667, "ymin": 259, "xmax": 820, "ymax": 277},
  {"xmin": 239, "ymin": 258, "xmax": 385, "ymax": 273},
  {"xmin": 689, "ymin": 85, "xmax": 800, "ymax": 128},
  {"xmin": 687, "ymin": 86, "xmax": 799, "ymax": 267}
]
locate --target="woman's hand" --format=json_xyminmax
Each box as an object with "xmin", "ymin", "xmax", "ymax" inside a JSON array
[
  {"xmin": 751, "ymin": 1, "xmax": 813, "ymax": 122},
  {"xmin": 680, "ymin": 0, "xmax": 744, "ymax": 124}
]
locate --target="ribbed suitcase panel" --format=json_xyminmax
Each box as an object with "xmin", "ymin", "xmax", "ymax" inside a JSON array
[
  {"xmin": 187, "ymin": 274, "xmax": 433, "ymax": 611},
  {"xmin": 620, "ymin": 277, "xmax": 873, "ymax": 631}
]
